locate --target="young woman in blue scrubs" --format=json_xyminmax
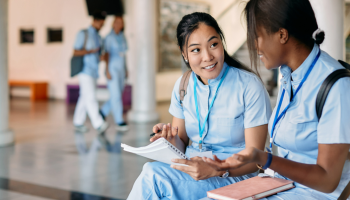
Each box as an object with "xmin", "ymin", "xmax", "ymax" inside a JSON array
[
  {"xmin": 127, "ymin": 12, "xmax": 272, "ymax": 200},
  {"xmin": 100, "ymin": 16, "xmax": 128, "ymax": 131},
  {"xmin": 204, "ymin": 0, "xmax": 350, "ymax": 199}
]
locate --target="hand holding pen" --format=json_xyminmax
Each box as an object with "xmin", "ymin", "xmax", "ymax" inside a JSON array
[{"xmin": 150, "ymin": 123, "xmax": 179, "ymax": 143}]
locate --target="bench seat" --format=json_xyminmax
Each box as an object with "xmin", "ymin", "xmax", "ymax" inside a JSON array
[{"xmin": 9, "ymin": 81, "xmax": 48, "ymax": 101}]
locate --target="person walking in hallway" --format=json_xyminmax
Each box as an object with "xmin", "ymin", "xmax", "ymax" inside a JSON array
[
  {"xmin": 100, "ymin": 16, "xmax": 129, "ymax": 131},
  {"xmin": 73, "ymin": 11, "xmax": 109, "ymax": 134}
]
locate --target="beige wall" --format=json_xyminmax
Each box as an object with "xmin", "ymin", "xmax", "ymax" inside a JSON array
[
  {"xmin": 8, "ymin": 0, "xmax": 122, "ymax": 100},
  {"xmin": 8, "ymin": 0, "xmax": 240, "ymax": 101}
]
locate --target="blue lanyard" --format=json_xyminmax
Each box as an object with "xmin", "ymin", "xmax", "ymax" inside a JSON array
[
  {"xmin": 194, "ymin": 66, "xmax": 229, "ymax": 151},
  {"xmin": 269, "ymin": 50, "xmax": 321, "ymax": 152}
]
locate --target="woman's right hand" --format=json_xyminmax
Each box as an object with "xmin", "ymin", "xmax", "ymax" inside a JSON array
[{"xmin": 150, "ymin": 123, "xmax": 179, "ymax": 145}]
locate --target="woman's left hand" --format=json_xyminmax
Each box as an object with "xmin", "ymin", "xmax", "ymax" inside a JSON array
[
  {"xmin": 203, "ymin": 147, "xmax": 261, "ymax": 171},
  {"xmin": 171, "ymin": 157, "xmax": 222, "ymax": 181}
]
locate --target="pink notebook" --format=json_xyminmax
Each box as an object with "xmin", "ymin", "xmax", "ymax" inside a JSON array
[{"xmin": 207, "ymin": 176, "xmax": 294, "ymax": 200}]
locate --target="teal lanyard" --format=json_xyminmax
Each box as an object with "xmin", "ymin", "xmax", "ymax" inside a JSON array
[
  {"xmin": 194, "ymin": 66, "xmax": 229, "ymax": 151},
  {"xmin": 269, "ymin": 50, "xmax": 321, "ymax": 153}
]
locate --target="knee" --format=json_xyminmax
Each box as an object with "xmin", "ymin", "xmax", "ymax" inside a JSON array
[
  {"xmin": 142, "ymin": 162, "xmax": 159, "ymax": 173},
  {"xmin": 141, "ymin": 162, "xmax": 167, "ymax": 177}
]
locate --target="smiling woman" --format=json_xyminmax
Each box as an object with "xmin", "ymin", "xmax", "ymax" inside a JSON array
[
  {"xmin": 203, "ymin": 0, "xmax": 350, "ymax": 199},
  {"xmin": 126, "ymin": 12, "xmax": 272, "ymax": 200}
]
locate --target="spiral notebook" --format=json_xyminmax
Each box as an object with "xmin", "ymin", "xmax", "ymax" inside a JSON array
[{"xmin": 121, "ymin": 138, "xmax": 190, "ymax": 166}]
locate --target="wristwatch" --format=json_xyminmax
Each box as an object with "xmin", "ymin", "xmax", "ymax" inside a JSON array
[{"xmin": 219, "ymin": 170, "xmax": 229, "ymax": 178}]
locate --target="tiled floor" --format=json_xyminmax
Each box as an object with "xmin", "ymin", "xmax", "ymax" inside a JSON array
[
  {"xmin": 1, "ymin": 91, "xmax": 277, "ymax": 200},
  {"xmin": 1, "ymin": 99, "xmax": 175, "ymax": 200}
]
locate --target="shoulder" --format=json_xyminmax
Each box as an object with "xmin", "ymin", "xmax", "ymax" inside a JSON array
[
  {"xmin": 173, "ymin": 72, "xmax": 192, "ymax": 91},
  {"xmin": 76, "ymin": 30, "xmax": 86, "ymax": 37},
  {"xmin": 106, "ymin": 32, "xmax": 114, "ymax": 39},
  {"xmin": 227, "ymin": 66, "xmax": 264, "ymax": 90},
  {"xmin": 172, "ymin": 71, "xmax": 193, "ymax": 96},
  {"xmin": 318, "ymin": 50, "xmax": 344, "ymax": 74}
]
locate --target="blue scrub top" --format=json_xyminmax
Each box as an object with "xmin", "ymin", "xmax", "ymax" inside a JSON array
[
  {"xmin": 103, "ymin": 30, "xmax": 128, "ymax": 71},
  {"xmin": 74, "ymin": 26, "xmax": 102, "ymax": 79},
  {"xmin": 169, "ymin": 62, "xmax": 272, "ymax": 160},
  {"xmin": 269, "ymin": 44, "xmax": 350, "ymax": 199}
]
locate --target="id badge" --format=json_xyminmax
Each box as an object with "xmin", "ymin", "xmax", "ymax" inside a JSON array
[
  {"xmin": 265, "ymin": 168, "xmax": 275, "ymax": 178},
  {"xmin": 189, "ymin": 151, "xmax": 214, "ymax": 159}
]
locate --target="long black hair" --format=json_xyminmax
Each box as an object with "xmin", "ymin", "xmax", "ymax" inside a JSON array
[
  {"xmin": 176, "ymin": 12, "xmax": 254, "ymax": 74},
  {"xmin": 244, "ymin": 0, "xmax": 325, "ymax": 69}
]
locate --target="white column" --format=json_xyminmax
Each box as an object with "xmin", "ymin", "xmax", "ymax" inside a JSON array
[
  {"xmin": 127, "ymin": 0, "xmax": 159, "ymax": 123},
  {"xmin": 310, "ymin": 0, "xmax": 344, "ymax": 60},
  {"xmin": 0, "ymin": 0, "xmax": 14, "ymax": 146}
]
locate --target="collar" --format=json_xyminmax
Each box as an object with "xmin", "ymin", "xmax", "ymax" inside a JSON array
[
  {"xmin": 88, "ymin": 25, "xmax": 98, "ymax": 34},
  {"xmin": 110, "ymin": 30, "xmax": 123, "ymax": 36},
  {"xmin": 194, "ymin": 62, "xmax": 228, "ymax": 86},
  {"xmin": 208, "ymin": 62, "xmax": 228, "ymax": 85},
  {"xmin": 280, "ymin": 43, "xmax": 319, "ymax": 83}
]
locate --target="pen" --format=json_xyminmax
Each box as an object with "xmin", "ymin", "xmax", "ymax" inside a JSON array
[{"xmin": 150, "ymin": 129, "xmax": 161, "ymax": 137}]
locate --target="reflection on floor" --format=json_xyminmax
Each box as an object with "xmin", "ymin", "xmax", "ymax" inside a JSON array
[
  {"xmin": 1, "ymin": 96, "xmax": 277, "ymax": 200},
  {"xmin": 1, "ymin": 99, "xmax": 174, "ymax": 200}
]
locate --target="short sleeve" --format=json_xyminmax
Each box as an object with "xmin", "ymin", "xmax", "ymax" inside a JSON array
[
  {"xmin": 103, "ymin": 35, "xmax": 111, "ymax": 53},
  {"xmin": 169, "ymin": 76, "xmax": 185, "ymax": 119},
  {"xmin": 243, "ymin": 77, "xmax": 272, "ymax": 128},
  {"xmin": 317, "ymin": 77, "xmax": 350, "ymax": 144},
  {"xmin": 74, "ymin": 30, "xmax": 85, "ymax": 50}
]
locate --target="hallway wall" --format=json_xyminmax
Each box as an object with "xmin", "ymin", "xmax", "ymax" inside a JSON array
[
  {"xmin": 8, "ymin": 0, "xmax": 121, "ymax": 99},
  {"xmin": 7, "ymin": 0, "xmax": 238, "ymax": 101}
]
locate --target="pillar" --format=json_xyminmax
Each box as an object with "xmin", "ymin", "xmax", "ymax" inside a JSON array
[
  {"xmin": 127, "ymin": 0, "xmax": 159, "ymax": 123},
  {"xmin": 0, "ymin": 0, "xmax": 14, "ymax": 146},
  {"xmin": 309, "ymin": 0, "xmax": 344, "ymax": 60}
]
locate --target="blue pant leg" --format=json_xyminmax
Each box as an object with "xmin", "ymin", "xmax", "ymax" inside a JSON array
[
  {"xmin": 261, "ymin": 187, "xmax": 333, "ymax": 200},
  {"xmin": 101, "ymin": 100, "xmax": 111, "ymax": 117},
  {"xmin": 108, "ymin": 68, "xmax": 125, "ymax": 124},
  {"xmin": 260, "ymin": 174, "xmax": 335, "ymax": 200},
  {"xmin": 127, "ymin": 162, "xmax": 252, "ymax": 200}
]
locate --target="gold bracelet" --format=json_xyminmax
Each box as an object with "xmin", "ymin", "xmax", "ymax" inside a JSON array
[{"xmin": 256, "ymin": 163, "xmax": 263, "ymax": 170}]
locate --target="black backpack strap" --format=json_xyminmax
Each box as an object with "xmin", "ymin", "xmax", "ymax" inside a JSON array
[
  {"xmin": 82, "ymin": 30, "xmax": 88, "ymax": 50},
  {"xmin": 316, "ymin": 68, "xmax": 350, "ymax": 119},
  {"xmin": 338, "ymin": 60, "xmax": 350, "ymax": 70}
]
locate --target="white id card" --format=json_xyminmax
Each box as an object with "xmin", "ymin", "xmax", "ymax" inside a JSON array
[
  {"xmin": 189, "ymin": 151, "xmax": 214, "ymax": 159},
  {"xmin": 265, "ymin": 168, "xmax": 275, "ymax": 178}
]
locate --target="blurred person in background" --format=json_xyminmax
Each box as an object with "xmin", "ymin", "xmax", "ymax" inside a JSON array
[
  {"xmin": 73, "ymin": 11, "xmax": 109, "ymax": 134},
  {"xmin": 100, "ymin": 16, "xmax": 129, "ymax": 131}
]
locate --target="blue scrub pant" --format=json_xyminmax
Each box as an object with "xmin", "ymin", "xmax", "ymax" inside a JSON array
[
  {"xmin": 127, "ymin": 162, "xmax": 335, "ymax": 200},
  {"xmin": 127, "ymin": 162, "xmax": 256, "ymax": 200},
  {"xmin": 101, "ymin": 66, "xmax": 125, "ymax": 124}
]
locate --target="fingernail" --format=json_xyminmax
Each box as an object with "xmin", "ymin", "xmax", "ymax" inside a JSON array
[
  {"xmin": 170, "ymin": 165, "xmax": 174, "ymax": 168},
  {"xmin": 171, "ymin": 159, "xmax": 176, "ymax": 162}
]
